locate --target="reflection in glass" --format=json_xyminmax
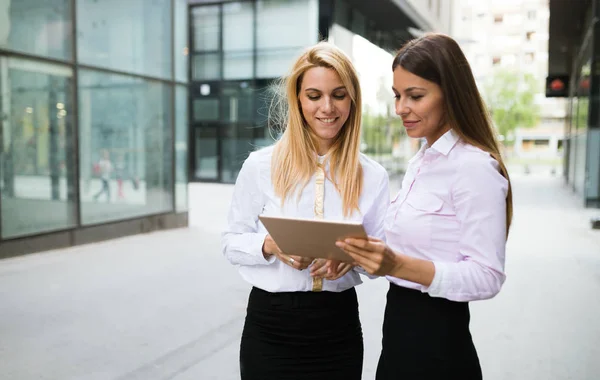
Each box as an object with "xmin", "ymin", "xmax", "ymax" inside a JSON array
[
  {"xmin": 221, "ymin": 123, "xmax": 253, "ymax": 183},
  {"xmin": 223, "ymin": 2, "xmax": 254, "ymax": 79},
  {"xmin": 0, "ymin": 0, "xmax": 72, "ymax": 60},
  {"xmin": 175, "ymin": 0, "xmax": 190, "ymax": 82},
  {"xmin": 193, "ymin": 98, "xmax": 220, "ymax": 121},
  {"xmin": 573, "ymin": 58, "xmax": 590, "ymax": 195},
  {"xmin": 192, "ymin": 53, "xmax": 221, "ymax": 81},
  {"xmin": 191, "ymin": 6, "xmax": 220, "ymax": 52},
  {"xmin": 0, "ymin": 58, "xmax": 76, "ymax": 238},
  {"xmin": 224, "ymin": 51, "xmax": 254, "ymax": 80},
  {"xmin": 256, "ymin": 0, "xmax": 318, "ymax": 78},
  {"xmin": 76, "ymin": 0, "xmax": 172, "ymax": 79},
  {"xmin": 568, "ymin": 97, "xmax": 578, "ymax": 186},
  {"xmin": 222, "ymin": 82, "xmax": 254, "ymax": 123},
  {"xmin": 175, "ymin": 86, "xmax": 188, "ymax": 212},
  {"xmin": 78, "ymin": 70, "xmax": 173, "ymax": 225},
  {"xmin": 195, "ymin": 127, "xmax": 218, "ymax": 180}
]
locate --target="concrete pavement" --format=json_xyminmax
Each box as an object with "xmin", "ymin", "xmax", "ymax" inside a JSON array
[{"xmin": 1, "ymin": 169, "xmax": 599, "ymax": 379}]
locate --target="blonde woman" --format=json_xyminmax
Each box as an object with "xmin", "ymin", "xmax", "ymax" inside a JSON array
[{"xmin": 222, "ymin": 42, "xmax": 389, "ymax": 380}]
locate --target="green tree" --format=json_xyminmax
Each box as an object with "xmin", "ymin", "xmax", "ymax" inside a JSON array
[{"xmin": 483, "ymin": 70, "xmax": 540, "ymax": 140}]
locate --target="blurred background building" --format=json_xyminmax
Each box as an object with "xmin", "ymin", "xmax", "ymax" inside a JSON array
[
  {"xmin": 1, "ymin": 0, "xmax": 598, "ymax": 257},
  {"xmin": 0, "ymin": 0, "xmax": 452, "ymax": 256},
  {"xmin": 0, "ymin": 0, "xmax": 190, "ymax": 256},
  {"xmin": 546, "ymin": 0, "xmax": 599, "ymax": 207},
  {"xmin": 452, "ymin": 0, "xmax": 566, "ymax": 161},
  {"xmin": 188, "ymin": 0, "xmax": 453, "ymax": 183}
]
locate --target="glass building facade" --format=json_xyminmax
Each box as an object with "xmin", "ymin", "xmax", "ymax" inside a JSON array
[
  {"xmin": 555, "ymin": 0, "xmax": 600, "ymax": 207},
  {"xmin": 189, "ymin": 0, "xmax": 319, "ymax": 182},
  {"xmin": 0, "ymin": 0, "xmax": 189, "ymax": 256},
  {"xmin": 188, "ymin": 0, "xmax": 429, "ymax": 183}
]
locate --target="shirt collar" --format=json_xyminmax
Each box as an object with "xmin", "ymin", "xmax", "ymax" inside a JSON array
[
  {"xmin": 408, "ymin": 129, "xmax": 460, "ymax": 164},
  {"xmin": 428, "ymin": 129, "xmax": 460, "ymax": 156}
]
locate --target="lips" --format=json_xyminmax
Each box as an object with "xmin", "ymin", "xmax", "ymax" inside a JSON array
[
  {"xmin": 318, "ymin": 117, "xmax": 338, "ymax": 124},
  {"xmin": 402, "ymin": 120, "xmax": 419, "ymax": 128}
]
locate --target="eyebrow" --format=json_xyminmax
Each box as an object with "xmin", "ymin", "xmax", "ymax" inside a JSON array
[
  {"xmin": 392, "ymin": 86, "xmax": 426, "ymax": 93},
  {"xmin": 304, "ymin": 86, "xmax": 346, "ymax": 92}
]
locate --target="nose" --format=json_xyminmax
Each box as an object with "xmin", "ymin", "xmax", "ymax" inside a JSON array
[
  {"xmin": 395, "ymin": 99, "xmax": 409, "ymax": 117},
  {"xmin": 321, "ymin": 96, "xmax": 334, "ymax": 113}
]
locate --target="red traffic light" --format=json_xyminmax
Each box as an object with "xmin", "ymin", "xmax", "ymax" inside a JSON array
[{"xmin": 550, "ymin": 78, "xmax": 564, "ymax": 91}]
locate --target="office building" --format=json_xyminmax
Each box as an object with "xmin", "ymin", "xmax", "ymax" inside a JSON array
[
  {"xmin": 452, "ymin": 0, "xmax": 567, "ymax": 160},
  {"xmin": 188, "ymin": 0, "xmax": 453, "ymax": 183},
  {"xmin": 548, "ymin": 0, "xmax": 599, "ymax": 207},
  {"xmin": 0, "ymin": 0, "xmax": 190, "ymax": 257}
]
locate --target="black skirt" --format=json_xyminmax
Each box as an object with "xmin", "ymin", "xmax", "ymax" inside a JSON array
[
  {"xmin": 240, "ymin": 287, "xmax": 363, "ymax": 380},
  {"xmin": 376, "ymin": 283, "xmax": 482, "ymax": 380}
]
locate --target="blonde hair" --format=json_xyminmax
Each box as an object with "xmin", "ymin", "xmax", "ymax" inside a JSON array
[{"xmin": 270, "ymin": 42, "xmax": 363, "ymax": 217}]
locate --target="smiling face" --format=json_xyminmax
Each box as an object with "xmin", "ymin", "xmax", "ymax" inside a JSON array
[
  {"xmin": 392, "ymin": 66, "xmax": 450, "ymax": 146},
  {"xmin": 298, "ymin": 66, "xmax": 352, "ymax": 155}
]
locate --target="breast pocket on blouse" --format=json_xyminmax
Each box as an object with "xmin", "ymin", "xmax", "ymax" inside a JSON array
[{"xmin": 401, "ymin": 193, "xmax": 448, "ymax": 249}]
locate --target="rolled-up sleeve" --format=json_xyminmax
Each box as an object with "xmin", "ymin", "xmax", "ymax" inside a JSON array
[
  {"xmin": 221, "ymin": 153, "xmax": 275, "ymax": 266},
  {"xmin": 426, "ymin": 155, "xmax": 508, "ymax": 301}
]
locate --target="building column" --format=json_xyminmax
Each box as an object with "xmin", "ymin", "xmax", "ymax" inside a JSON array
[
  {"xmin": 586, "ymin": 0, "xmax": 600, "ymax": 207},
  {"xmin": 0, "ymin": 56, "xmax": 14, "ymax": 198},
  {"xmin": 549, "ymin": 135, "xmax": 559, "ymax": 155}
]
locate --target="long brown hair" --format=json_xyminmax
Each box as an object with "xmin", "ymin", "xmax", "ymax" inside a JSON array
[
  {"xmin": 393, "ymin": 33, "xmax": 513, "ymax": 234},
  {"xmin": 270, "ymin": 42, "xmax": 363, "ymax": 217}
]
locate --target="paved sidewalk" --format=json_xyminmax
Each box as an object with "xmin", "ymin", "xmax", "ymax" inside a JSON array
[{"xmin": 0, "ymin": 171, "xmax": 599, "ymax": 379}]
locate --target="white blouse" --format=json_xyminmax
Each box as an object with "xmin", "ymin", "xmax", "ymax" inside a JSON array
[{"xmin": 222, "ymin": 145, "xmax": 390, "ymax": 293}]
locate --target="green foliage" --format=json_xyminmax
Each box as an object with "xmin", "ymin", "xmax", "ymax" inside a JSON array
[
  {"xmin": 361, "ymin": 107, "xmax": 405, "ymax": 156},
  {"xmin": 483, "ymin": 70, "xmax": 541, "ymax": 138}
]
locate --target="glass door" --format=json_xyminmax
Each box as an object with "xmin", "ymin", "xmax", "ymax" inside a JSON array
[{"xmin": 191, "ymin": 81, "xmax": 221, "ymax": 181}]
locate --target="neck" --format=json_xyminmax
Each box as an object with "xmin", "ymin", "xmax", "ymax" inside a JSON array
[
  {"xmin": 316, "ymin": 140, "xmax": 333, "ymax": 156},
  {"xmin": 426, "ymin": 124, "xmax": 452, "ymax": 146}
]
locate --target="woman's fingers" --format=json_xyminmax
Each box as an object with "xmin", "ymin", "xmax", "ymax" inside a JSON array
[
  {"xmin": 310, "ymin": 259, "xmax": 328, "ymax": 277},
  {"xmin": 325, "ymin": 260, "xmax": 341, "ymax": 276},
  {"xmin": 290, "ymin": 255, "xmax": 313, "ymax": 270},
  {"xmin": 276, "ymin": 253, "xmax": 314, "ymax": 270},
  {"xmin": 336, "ymin": 240, "xmax": 373, "ymax": 259},
  {"xmin": 325, "ymin": 263, "xmax": 353, "ymax": 280}
]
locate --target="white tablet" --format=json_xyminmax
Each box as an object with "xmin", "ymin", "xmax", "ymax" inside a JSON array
[{"xmin": 258, "ymin": 215, "xmax": 367, "ymax": 262}]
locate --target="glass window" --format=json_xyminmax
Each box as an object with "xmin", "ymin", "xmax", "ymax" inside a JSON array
[
  {"xmin": 192, "ymin": 53, "xmax": 221, "ymax": 80},
  {"xmin": 256, "ymin": 0, "xmax": 319, "ymax": 78},
  {"xmin": 194, "ymin": 127, "xmax": 219, "ymax": 180},
  {"xmin": 175, "ymin": 0, "xmax": 190, "ymax": 82},
  {"xmin": 333, "ymin": 0, "xmax": 350, "ymax": 28},
  {"xmin": 77, "ymin": 0, "xmax": 172, "ymax": 79},
  {"xmin": 0, "ymin": 0, "xmax": 72, "ymax": 60},
  {"xmin": 193, "ymin": 98, "xmax": 220, "ymax": 122},
  {"xmin": 175, "ymin": 85, "xmax": 188, "ymax": 212},
  {"xmin": 78, "ymin": 70, "xmax": 173, "ymax": 225},
  {"xmin": 221, "ymin": 81, "xmax": 254, "ymax": 123},
  {"xmin": 0, "ymin": 57, "xmax": 76, "ymax": 238},
  {"xmin": 224, "ymin": 51, "xmax": 254, "ymax": 80},
  {"xmin": 191, "ymin": 5, "xmax": 220, "ymax": 52},
  {"xmin": 221, "ymin": 123, "xmax": 253, "ymax": 183},
  {"xmin": 223, "ymin": 2, "xmax": 254, "ymax": 79},
  {"xmin": 351, "ymin": 9, "xmax": 366, "ymax": 36}
]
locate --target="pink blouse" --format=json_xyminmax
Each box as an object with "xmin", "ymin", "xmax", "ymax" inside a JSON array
[{"xmin": 385, "ymin": 130, "xmax": 509, "ymax": 302}]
